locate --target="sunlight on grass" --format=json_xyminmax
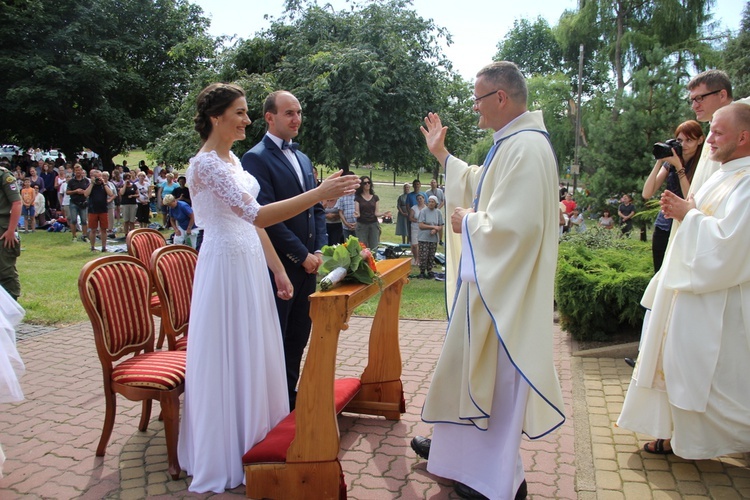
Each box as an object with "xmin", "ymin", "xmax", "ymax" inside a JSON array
[
  {"xmin": 18, "ymin": 232, "xmax": 447, "ymax": 325},
  {"xmin": 17, "ymin": 159, "xmax": 446, "ymax": 325}
]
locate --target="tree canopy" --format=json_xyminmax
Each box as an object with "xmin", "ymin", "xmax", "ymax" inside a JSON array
[
  {"xmin": 0, "ymin": 0, "xmax": 215, "ymax": 167},
  {"xmin": 155, "ymin": 0, "xmax": 480, "ymax": 175},
  {"xmin": 723, "ymin": 2, "xmax": 750, "ymax": 99},
  {"xmin": 493, "ymin": 0, "xmax": 724, "ymax": 210}
]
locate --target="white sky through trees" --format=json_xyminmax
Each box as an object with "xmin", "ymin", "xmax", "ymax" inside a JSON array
[{"xmin": 193, "ymin": 0, "xmax": 744, "ymax": 80}]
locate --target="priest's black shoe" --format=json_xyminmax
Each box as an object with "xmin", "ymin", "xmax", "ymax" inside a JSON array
[
  {"xmin": 454, "ymin": 479, "xmax": 527, "ymax": 500},
  {"xmin": 454, "ymin": 481, "xmax": 488, "ymax": 499},
  {"xmin": 624, "ymin": 357, "xmax": 636, "ymax": 368},
  {"xmin": 515, "ymin": 479, "xmax": 528, "ymax": 499},
  {"xmin": 410, "ymin": 436, "xmax": 431, "ymax": 460}
]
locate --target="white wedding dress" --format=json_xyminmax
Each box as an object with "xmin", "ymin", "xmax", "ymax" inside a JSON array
[
  {"xmin": 0, "ymin": 285, "xmax": 25, "ymax": 478},
  {"xmin": 178, "ymin": 151, "xmax": 289, "ymax": 493}
]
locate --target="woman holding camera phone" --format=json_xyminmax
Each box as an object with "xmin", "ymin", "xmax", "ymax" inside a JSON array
[{"xmin": 641, "ymin": 120, "xmax": 704, "ymax": 272}]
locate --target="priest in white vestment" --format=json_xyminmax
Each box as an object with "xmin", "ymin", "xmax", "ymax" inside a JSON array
[
  {"xmin": 412, "ymin": 61, "xmax": 565, "ymax": 500},
  {"xmin": 618, "ymin": 103, "xmax": 750, "ymax": 459}
]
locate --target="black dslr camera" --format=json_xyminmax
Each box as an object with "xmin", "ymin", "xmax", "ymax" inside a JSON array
[{"xmin": 653, "ymin": 139, "xmax": 682, "ymax": 160}]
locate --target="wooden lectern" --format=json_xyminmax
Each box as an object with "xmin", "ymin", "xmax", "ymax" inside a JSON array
[{"xmin": 243, "ymin": 257, "xmax": 411, "ymax": 499}]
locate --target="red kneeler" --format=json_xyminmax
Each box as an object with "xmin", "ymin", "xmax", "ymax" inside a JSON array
[
  {"xmin": 243, "ymin": 378, "xmax": 361, "ymax": 499},
  {"xmin": 243, "ymin": 258, "xmax": 411, "ymax": 500}
]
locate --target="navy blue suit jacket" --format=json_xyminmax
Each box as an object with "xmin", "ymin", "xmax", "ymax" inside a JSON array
[{"xmin": 241, "ymin": 135, "xmax": 326, "ymax": 271}]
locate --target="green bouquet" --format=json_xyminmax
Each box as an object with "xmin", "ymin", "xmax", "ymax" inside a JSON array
[{"xmin": 319, "ymin": 236, "xmax": 379, "ymax": 291}]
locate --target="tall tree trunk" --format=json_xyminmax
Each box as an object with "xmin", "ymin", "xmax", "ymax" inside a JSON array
[{"xmin": 612, "ymin": 0, "xmax": 626, "ymax": 120}]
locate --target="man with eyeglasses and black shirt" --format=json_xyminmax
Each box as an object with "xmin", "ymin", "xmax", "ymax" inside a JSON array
[{"xmin": 686, "ymin": 70, "xmax": 750, "ymax": 195}]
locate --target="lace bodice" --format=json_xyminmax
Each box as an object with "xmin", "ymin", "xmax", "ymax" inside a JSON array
[{"xmin": 187, "ymin": 151, "xmax": 262, "ymax": 255}]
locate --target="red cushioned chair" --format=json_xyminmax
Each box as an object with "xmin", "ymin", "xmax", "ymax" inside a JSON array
[
  {"xmin": 126, "ymin": 228, "xmax": 168, "ymax": 348},
  {"xmin": 78, "ymin": 254, "xmax": 186, "ymax": 480},
  {"xmin": 150, "ymin": 245, "xmax": 198, "ymax": 351}
]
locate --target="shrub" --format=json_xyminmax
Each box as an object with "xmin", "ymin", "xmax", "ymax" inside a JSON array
[{"xmin": 556, "ymin": 228, "xmax": 652, "ymax": 341}]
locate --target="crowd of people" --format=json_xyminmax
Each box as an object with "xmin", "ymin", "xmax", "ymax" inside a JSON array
[{"xmin": 0, "ymin": 153, "xmax": 193, "ymax": 251}]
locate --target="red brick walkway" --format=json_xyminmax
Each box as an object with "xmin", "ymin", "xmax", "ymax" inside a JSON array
[{"xmin": 1, "ymin": 317, "xmax": 746, "ymax": 499}]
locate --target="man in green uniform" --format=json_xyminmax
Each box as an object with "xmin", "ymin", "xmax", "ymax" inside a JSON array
[{"xmin": 0, "ymin": 161, "xmax": 22, "ymax": 300}]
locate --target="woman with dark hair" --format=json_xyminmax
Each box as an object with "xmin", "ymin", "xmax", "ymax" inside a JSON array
[
  {"xmin": 353, "ymin": 175, "xmax": 388, "ymax": 250},
  {"xmin": 642, "ymin": 120, "xmax": 704, "ymax": 272},
  {"xmin": 178, "ymin": 82, "xmax": 358, "ymax": 493}
]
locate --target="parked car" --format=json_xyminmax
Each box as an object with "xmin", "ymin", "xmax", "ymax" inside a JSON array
[
  {"xmin": 41, "ymin": 149, "xmax": 66, "ymax": 162},
  {"xmin": 0, "ymin": 145, "xmax": 23, "ymax": 161}
]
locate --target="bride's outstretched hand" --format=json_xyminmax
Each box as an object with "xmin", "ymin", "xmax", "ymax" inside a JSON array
[{"xmin": 317, "ymin": 170, "xmax": 360, "ymax": 199}]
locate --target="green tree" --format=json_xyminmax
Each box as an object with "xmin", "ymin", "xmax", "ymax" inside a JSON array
[
  {"xmin": 556, "ymin": 0, "xmax": 717, "ymax": 99},
  {"xmin": 150, "ymin": 72, "xmax": 277, "ymax": 166},
  {"xmin": 723, "ymin": 2, "xmax": 750, "ymax": 99},
  {"xmin": 528, "ymin": 73, "xmax": 577, "ymax": 169},
  {"xmin": 495, "ymin": 17, "xmax": 564, "ymax": 77},
  {"xmin": 493, "ymin": 19, "xmax": 578, "ymax": 172},
  {"xmin": 551, "ymin": 0, "xmax": 718, "ymax": 215},
  {"xmin": 227, "ymin": 0, "xmax": 466, "ymax": 175},
  {"xmin": 0, "ymin": 0, "xmax": 215, "ymax": 167},
  {"xmin": 582, "ymin": 50, "xmax": 693, "ymax": 204}
]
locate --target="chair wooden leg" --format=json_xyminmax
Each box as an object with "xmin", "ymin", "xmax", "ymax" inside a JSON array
[
  {"xmin": 156, "ymin": 322, "xmax": 166, "ymax": 350},
  {"xmin": 160, "ymin": 391, "xmax": 182, "ymax": 480},
  {"xmin": 96, "ymin": 390, "xmax": 117, "ymax": 457},
  {"xmin": 138, "ymin": 399, "xmax": 153, "ymax": 432}
]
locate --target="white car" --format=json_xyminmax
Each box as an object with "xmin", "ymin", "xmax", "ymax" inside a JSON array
[
  {"xmin": 41, "ymin": 149, "xmax": 66, "ymax": 162},
  {"xmin": 0, "ymin": 145, "xmax": 23, "ymax": 161}
]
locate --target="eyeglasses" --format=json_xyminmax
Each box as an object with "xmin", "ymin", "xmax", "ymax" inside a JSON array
[
  {"xmin": 688, "ymin": 89, "xmax": 721, "ymax": 104},
  {"xmin": 362, "ymin": 181, "xmax": 371, "ymax": 185},
  {"xmin": 473, "ymin": 90, "xmax": 499, "ymax": 104}
]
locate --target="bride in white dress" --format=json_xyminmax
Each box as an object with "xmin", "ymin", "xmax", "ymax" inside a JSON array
[
  {"xmin": 177, "ymin": 82, "xmax": 358, "ymax": 493},
  {"xmin": 0, "ymin": 285, "xmax": 25, "ymax": 478}
]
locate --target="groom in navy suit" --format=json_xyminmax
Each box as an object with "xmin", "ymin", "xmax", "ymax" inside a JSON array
[{"xmin": 241, "ymin": 90, "xmax": 327, "ymax": 410}]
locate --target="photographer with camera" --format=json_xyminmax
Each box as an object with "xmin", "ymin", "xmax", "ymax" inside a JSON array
[
  {"xmin": 642, "ymin": 120, "xmax": 704, "ymax": 272},
  {"xmin": 119, "ymin": 173, "xmax": 138, "ymax": 236},
  {"xmin": 83, "ymin": 169, "xmax": 113, "ymax": 252}
]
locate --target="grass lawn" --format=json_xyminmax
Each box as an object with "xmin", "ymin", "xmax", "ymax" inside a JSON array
[
  {"xmin": 20, "ymin": 153, "xmax": 446, "ymax": 326},
  {"xmin": 113, "ymin": 150, "xmax": 152, "ymax": 169},
  {"xmin": 18, "ymin": 220, "xmax": 446, "ymax": 327}
]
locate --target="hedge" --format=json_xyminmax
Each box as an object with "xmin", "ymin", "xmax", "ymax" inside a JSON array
[{"xmin": 555, "ymin": 229, "xmax": 652, "ymax": 341}]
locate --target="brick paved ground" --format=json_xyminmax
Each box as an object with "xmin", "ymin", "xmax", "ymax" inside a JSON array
[
  {"xmin": 0, "ymin": 316, "xmax": 747, "ymax": 499},
  {"xmin": 574, "ymin": 356, "xmax": 750, "ymax": 500}
]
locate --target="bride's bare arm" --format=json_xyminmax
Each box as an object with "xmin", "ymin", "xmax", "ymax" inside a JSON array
[
  {"xmin": 191, "ymin": 154, "xmax": 358, "ymax": 228},
  {"xmin": 258, "ymin": 227, "xmax": 293, "ymax": 300},
  {"xmin": 254, "ymin": 171, "xmax": 359, "ymax": 228}
]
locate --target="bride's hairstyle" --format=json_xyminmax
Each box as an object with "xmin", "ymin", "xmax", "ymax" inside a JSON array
[{"xmin": 194, "ymin": 83, "xmax": 245, "ymax": 141}]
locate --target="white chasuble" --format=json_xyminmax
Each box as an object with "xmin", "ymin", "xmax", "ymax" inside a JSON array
[
  {"xmin": 422, "ymin": 110, "xmax": 565, "ymax": 439},
  {"xmin": 618, "ymin": 156, "xmax": 750, "ymax": 459}
]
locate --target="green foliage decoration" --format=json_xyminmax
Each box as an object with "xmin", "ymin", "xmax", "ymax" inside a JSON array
[
  {"xmin": 0, "ymin": 0, "xmax": 216, "ymax": 167},
  {"xmin": 556, "ymin": 228, "xmax": 652, "ymax": 341},
  {"xmin": 723, "ymin": 2, "xmax": 750, "ymax": 100}
]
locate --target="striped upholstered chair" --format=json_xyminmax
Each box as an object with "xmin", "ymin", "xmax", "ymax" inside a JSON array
[
  {"xmin": 78, "ymin": 255, "xmax": 186, "ymax": 480},
  {"xmin": 126, "ymin": 228, "xmax": 167, "ymax": 348},
  {"xmin": 150, "ymin": 245, "xmax": 198, "ymax": 351}
]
